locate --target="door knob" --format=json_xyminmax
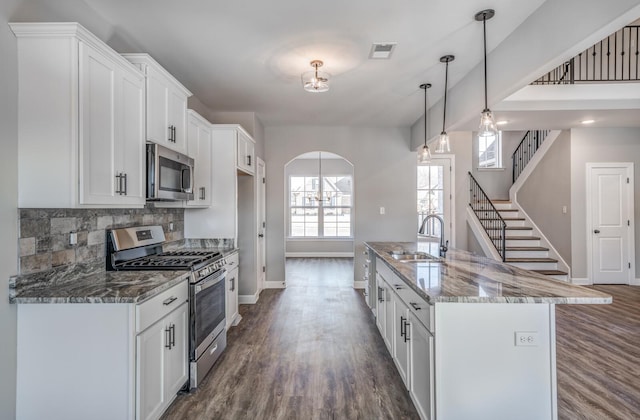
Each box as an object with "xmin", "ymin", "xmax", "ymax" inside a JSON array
[
  {"xmin": 594, "ymin": 229, "xmax": 600, "ymax": 234},
  {"xmin": 258, "ymin": 233, "xmax": 264, "ymax": 238}
]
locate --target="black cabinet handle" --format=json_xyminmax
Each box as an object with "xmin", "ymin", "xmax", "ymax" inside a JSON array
[
  {"xmin": 230, "ymin": 276, "xmax": 235, "ymax": 292},
  {"xmin": 200, "ymin": 187, "xmax": 205, "ymax": 200},
  {"xmin": 122, "ymin": 173, "xmax": 127, "ymax": 196},
  {"xmin": 168, "ymin": 125, "xmax": 173, "ymax": 142},
  {"xmin": 165, "ymin": 326, "xmax": 171, "ymax": 349},
  {"xmin": 400, "ymin": 315, "xmax": 406, "ymax": 338},
  {"xmin": 173, "ymin": 126, "xmax": 177, "ymax": 143},
  {"xmin": 170, "ymin": 324, "xmax": 175, "ymax": 348},
  {"xmin": 163, "ymin": 296, "xmax": 178, "ymax": 306},
  {"xmin": 410, "ymin": 302, "xmax": 422, "ymax": 311},
  {"xmin": 403, "ymin": 320, "xmax": 410, "ymax": 342},
  {"xmin": 247, "ymin": 155, "xmax": 252, "ymax": 167},
  {"xmin": 378, "ymin": 287, "xmax": 384, "ymax": 302}
]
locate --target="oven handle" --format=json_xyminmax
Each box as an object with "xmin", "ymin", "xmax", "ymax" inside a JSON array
[{"xmin": 194, "ymin": 270, "xmax": 226, "ymax": 294}]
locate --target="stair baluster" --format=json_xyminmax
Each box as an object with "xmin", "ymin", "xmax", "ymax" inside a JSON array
[{"xmin": 469, "ymin": 172, "xmax": 506, "ymax": 261}]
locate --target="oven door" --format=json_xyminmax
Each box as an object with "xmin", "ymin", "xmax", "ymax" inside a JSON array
[{"xmin": 191, "ymin": 269, "xmax": 226, "ymax": 360}]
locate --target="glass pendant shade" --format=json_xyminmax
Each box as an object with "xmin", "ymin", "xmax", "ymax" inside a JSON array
[
  {"xmin": 478, "ymin": 109, "xmax": 498, "ymax": 138},
  {"xmin": 418, "ymin": 144, "xmax": 432, "ymax": 163},
  {"xmin": 435, "ymin": 132, "xmax": 450, "ymax": 153},
  {"xmin": 302, "ymin": 60, "xmax": 330, "ymax": 93}
]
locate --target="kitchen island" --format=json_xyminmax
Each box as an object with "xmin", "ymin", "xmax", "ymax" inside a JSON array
[{"xmin": 364, "ymin": 241, "xmax": 611, "ymax": 420}]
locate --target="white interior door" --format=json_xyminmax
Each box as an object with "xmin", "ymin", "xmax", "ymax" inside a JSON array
[
  {"xmin": 589, "ymin": 164, "xmax": 634, "ymax": 284},
  {"xmin": 257, "ymin": 157, "xmax": 266, "ymax": 292}
]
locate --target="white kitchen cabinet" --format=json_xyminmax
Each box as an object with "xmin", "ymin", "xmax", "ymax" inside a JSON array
[
  {"xmin": 383, "ymin": 279, "xmax": 395, "ymax": 352},
  {"xmin": 137, "ymin": 301, "xmax": 189, "ymax": 420},
  {"xmin": 186, "ymin": 110, "xmax": 213, "ymax": 208},
  {"xmin": 226, "ymin": 266, "xmax": 239, "ymax": 329},
  {"xmin": 409, "ymin": 313, "xmax": 435, "ymax": 420},
  {"xmin": 392, "ymin": 290, "xmax": 411, "ymax": 389},
  {"xmin": 375, "ymin": 272, "xmax": 386, "ymax": 337},
  {"xmin": 123, "ymin": 53, "xmax": 191, "ymax": 155},
  {"xmin": 15, "ymin": 278, "xmax": 190, "ymax": 420},
  {"xmin": 236, "ymin": 129, "xmax": 256, "ymax": 175},
  {"xmin": 11, "ymin": 22, "xmax": 145, "ymax": 208}
]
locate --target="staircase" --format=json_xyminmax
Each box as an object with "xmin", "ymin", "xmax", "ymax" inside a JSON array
[{"xmin": 491, "ymin": 199, "xmax": 568, "ymax": 281}]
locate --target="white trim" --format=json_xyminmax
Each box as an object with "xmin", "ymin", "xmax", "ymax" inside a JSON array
[
  {"xmin": 238, "ymin": 291, "xmax": 260, "ymax": 304},
  {"xmin": 510, "ymin": 130, "xmax": 571, "ymax": 277},
  {"xmin": 549, "ymin": 305, "xmax": 558, "ymax": 420},
  {"xmin": 265, "ymin": 281, "xmax": 286, "ymax": 289},
  {"xmin": 586, "ymin": 162, "xmax": 635, "ymax": 285},
  {"xmin": 285, "ymin": 252, "xmax": 354, "ymax": 258},
  {"xmin": 353, "ymin": 281, "xmax": 365, "ymax": 289},
  {"xmin": 633, "ymin": 278, "xmax": 640, "ymax": 286},
  {"xmin": 571, "ymin": 277, "xmax": 592, "ymax": 286}
]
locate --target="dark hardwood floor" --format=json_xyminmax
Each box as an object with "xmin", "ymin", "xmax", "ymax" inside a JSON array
[
  {"xmin": 162, "ymin": 258, "xmax": 640, "ymax": 420},
  {"xmin": 556, "ymin": 285, "xmax": 640, "ymax": 420},
  {"xmin": 162, "ymin": 258, "xmax": 419, "ymax": 419}
]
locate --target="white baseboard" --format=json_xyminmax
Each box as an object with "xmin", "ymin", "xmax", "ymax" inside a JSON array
[
  {"xmin": 632, "ymin": 278, "xmax": 640, "ymax": 286},
  {"xmin": 264, "ymin": 280, "xmax": 286, "ymax": 289},
  {"xmin": 571, "ymin": 278, "xmax": 592, "ymax": 285},
  {"xmin": 285, "ymin": 252, "xmax": 354, "ymax": 258},
  {"xmin": 353, "ymin": 281, "xmax": 365, "ymax": 289},
  {"xmin": 239, "ymin": 291, "xmax": 260, "ymax": 304}
]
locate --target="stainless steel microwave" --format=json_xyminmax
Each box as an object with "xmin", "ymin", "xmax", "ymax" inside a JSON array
[{"xmin": 146, "ymin": 143, "xmax": 194, "ymax": 201}]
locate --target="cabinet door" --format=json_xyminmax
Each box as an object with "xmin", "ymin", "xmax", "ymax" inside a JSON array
[
  {"xmin": 226, "ymin": 267, "xmax": 239, "ymax": 328},
  {"xmin": 136, "ymin": 319, "xmax": 166, "ymax": 420},
  {"xmin": 375, "ymin": 273, "xmax": 385, "ymax": 336},
  {"xmin": 78, "ymin": 42, "xmax": 117, "ymax": 205},
  {"xmin": 164, "ymin": 302, "xmax": 189, "ymax": 398},
  {"xmin": 236, "ymin": 130, "xmax": 255, "ymax": 174},
  {"xmin": 409, "ymin": 314, "xmax": 435, "ymax": 420},
  {"xmin": 115, "ymin": 66, "xmax": 145, "ymax": 205},
  {"xmin": 393, "ymin": 293, "xmax": 410, "ymax": 389},
  {"xmin": 186, "ymin": 119, "xmax": 212, "ymax": 207},
  {"xmin": 384, "ymin": 283, "xmax": 394, "ymax": 352},
  {"xmin": 167, "ymin": 86, "xmax": 188, "ymax": 154},
  {"xmin": 145, "ymin": 67, "xmax": 169, "ymax": 146}
]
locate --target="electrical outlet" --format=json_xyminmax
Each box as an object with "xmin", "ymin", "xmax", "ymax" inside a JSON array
[
  {"xmin": 515, "ymin": 331, "xmax": 539, "ymax": 347},
  {"xmin": 69, "ymin": 232, "xmax": 77, "ymax": 246},
  {"xmin": 380, "ymin": 207, "xmax": 385, "ymax": 215},
  {"xmin": 169, "ymin": 222, "xmax": 174, "ymax": 232},
  {"xmin": 562, "ymin": 206, "xmax": 567, "ymax": 214}
]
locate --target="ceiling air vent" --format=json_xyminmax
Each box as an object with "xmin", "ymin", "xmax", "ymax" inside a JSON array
[{"xmin": 369, "ymin": 42, "xmax": 397, "ymax": 59}]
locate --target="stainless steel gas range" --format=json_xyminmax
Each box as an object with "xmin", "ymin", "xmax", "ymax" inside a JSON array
[{"xmin": 107, "ymin": 225, "xmax": 227, "ymax": 389}]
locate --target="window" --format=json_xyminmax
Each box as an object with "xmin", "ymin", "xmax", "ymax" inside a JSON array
[
  {"xmin": 478, "ymin": 131, "xmax": 502, "ymax": 168},
  {"xmin": 289, "ymin": 175, "xmax": 352, "ymax": 238},
  {"xmin": 417, "ymin": 164, "xmax": 444, "ymax": 237}
]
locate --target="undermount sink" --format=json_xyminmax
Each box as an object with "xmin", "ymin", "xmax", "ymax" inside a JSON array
[{"xmin": 389, "ymin": 251, "xmax": 439, "ymax": 262}]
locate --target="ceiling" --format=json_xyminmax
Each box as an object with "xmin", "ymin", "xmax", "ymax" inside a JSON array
[{"xmin": 36, "ymin": 0, "xmax": 548, "ymax": 127}]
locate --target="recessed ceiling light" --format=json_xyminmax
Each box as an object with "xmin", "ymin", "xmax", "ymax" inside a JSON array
[
  {"xmin": 369, "ymin": 43, "xmax": 397, "ymax": 59},
  {"xmin": 496, "ymin": 120, "xmax": 508, "ymax": 125},
  {"xmin": 581, "ymin": 119, "xmax": 595, "ymax": 124}
]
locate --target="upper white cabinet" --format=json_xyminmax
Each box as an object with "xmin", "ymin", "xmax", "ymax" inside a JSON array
[
  {"xmin": 123, "ymin": 54, "xmax": 192, "ymax": 155},
  {"xmin": 236, "ymin": 129, "xmax": 256, "ymax": 175},
  {"xmin": 186, "ymin": 110, "xmax": 213, "ymax": 208},
  {"xmin": 10, "ymin": 22, "xmax": 146, "ymax": 208}
]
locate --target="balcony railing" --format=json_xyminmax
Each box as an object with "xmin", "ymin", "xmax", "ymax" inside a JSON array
[
  {"xmin": 512, "ymin": 130, "xmax": 550, "ymax": 183},
  {"xmin": 532, "ymin": 25, "xmax": 640, "ymax": 84}
]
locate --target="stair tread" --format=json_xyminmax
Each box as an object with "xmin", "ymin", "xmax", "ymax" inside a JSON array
[
  {"xmin": 486, "ymin": 226, "xmax": 532, "ymax": 230},
  {"xmin": 532, "ymin": 269, "xmax": 568, "ymax": 276},
  {"xmin": 491, "ymin": 200, "xmax": 512, "ymax": 203},
  {"xmin": 479, "ymin": 217, "xmax": 525, "ymax": 221},
  {"xmin": 506, "ymin": 236, "xmax": 541, "ymax": 240},
  {"xmin": 497, "ymin": 209, "xmax": 519, "ymax": 212},
  {"xmin": 505, "ymin": 246, "xmax": 549, "ymax": 251},
  {"xmin": 506, "ymin": 257, "xmax": 558, "ymax": 262}
]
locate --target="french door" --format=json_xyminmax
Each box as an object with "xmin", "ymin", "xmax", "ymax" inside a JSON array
[{"xmin": 417, "ymin": 158, "xmax": 454, "ymax": 246}]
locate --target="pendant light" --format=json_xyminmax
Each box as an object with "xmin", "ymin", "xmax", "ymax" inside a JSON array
[
  {"xmin": 436, "ymin": 55, "xmax": 454, "ymax": 153},
  {"xmin": 418, "ymin": 83, "xmax": 432, "ymax": 163},
  {"xmin": 475, "ymin": 9, "xmax": 498, "ymax": 140}
]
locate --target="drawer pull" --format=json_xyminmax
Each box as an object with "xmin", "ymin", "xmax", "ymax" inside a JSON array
[
  {"xmin": 163, "ymin": 296, "xmax": 178, "ymax": 306},
  {"xmin": 209, "ymin": 344, "xmax": 218, "ymax": 355},
  {"xmin": 410, "ymin": 302, "xmax": 422, "ymax": 311},
  {"xmin": 394, "ymin": 284, "xmax": 403, "ymax": 290}
]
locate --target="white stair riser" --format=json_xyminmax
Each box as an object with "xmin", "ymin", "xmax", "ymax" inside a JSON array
[
  {"xmin": 488, "ymin": 229, "xmax": 533, "ymax": 236},
  {"xmin": 509, "ymin": 261, "xmax": 558, "ymax": 271},
  {"xmin": 504, "ymin": 220, "xmax": 526, "ymax": 227},
  {"xmin": 548, "ymin": 274, "xmax": 569, "ymax": 282},
  {"xmin": 505, "ymin": 239, "xmax": 540, "ymax": 247},
  {"xmin": 492, "ymin": 203, "xmax": 514, "ymax": 210},
  {"xmin": 506, "ymin": 250, "xmax": 549, "ymax": 258}
]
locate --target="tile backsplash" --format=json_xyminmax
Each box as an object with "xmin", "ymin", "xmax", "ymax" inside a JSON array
[{"xmin": 18, "ymin": 206, "xmax": 184, "ymax": 275}]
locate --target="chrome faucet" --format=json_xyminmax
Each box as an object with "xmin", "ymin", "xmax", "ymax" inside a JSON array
[{"xmin": 418, "ymin": 214, "xmax": 449, "ymax": 257}]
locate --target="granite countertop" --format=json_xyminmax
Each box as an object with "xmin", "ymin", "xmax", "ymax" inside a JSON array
[
  {"xmin": 365, "ymin": 241, "xmax": 612, "ymax": 305},
  {"xmin": 9, "ymin": 241, "xmax": 239, "ymax": 305}
]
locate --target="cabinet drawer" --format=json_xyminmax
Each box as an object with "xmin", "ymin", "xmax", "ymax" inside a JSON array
[
  {"xmin": 136, "ymin": 280, "xmax": 189, "ymax": 333},
  {"xmin": 396, "ymin": 285, "xmax": 433, "ymax": 332},
  {"xmin": 224, "ymin": 252, "xmax": 239, "ymax": 271}
]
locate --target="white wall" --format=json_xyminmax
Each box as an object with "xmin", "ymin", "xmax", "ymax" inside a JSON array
[
  {"xmin": 570, "ymin": 127, "xmax": 640, "ymax": 280},
  {"xmin": 265, "ymin": 126, "xmax": 417, "ymax": 287},
  {"xmin": 1, "ymin": 1, "xmax": 20, "ymax": 417}
]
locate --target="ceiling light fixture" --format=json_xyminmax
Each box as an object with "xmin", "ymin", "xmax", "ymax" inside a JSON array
[
  {"xmin": 475, "ymin": 9, "xmax": 498, "ymax": 140},
  {"xmin": 302, "ymin": 60, "xmax": 330, "ymax": 93},
  {"xmin": 418, "ymin": 83, "xmax": 432, "ymax": 163},
  {"xmin": 436, "ymin": 55, "xmax": 454, "ymax": 154}
]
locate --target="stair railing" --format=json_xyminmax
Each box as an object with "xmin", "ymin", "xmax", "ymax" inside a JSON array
[
  {"xmin": 469, "ymin": 172, "xmax": 506, "ymax": 261},
  {"xmin": 511, "ymin": 130, "xmax": 550, "ymax": 183},
  {"xmin": 532, "ymin": 25, "xmax": 640, "ymax": 84}
]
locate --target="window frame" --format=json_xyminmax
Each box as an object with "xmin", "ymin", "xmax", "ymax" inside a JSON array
[{"xmin": 477, "ymin": 131, "xmax": 503, "ymax": 169}]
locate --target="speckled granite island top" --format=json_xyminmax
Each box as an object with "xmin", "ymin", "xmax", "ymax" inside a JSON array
[{"xmin": 365, "ymin": 242, "xmax": 611, "ymax": 304}]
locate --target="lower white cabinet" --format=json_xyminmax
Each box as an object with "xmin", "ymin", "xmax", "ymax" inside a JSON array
[
  {"xmin": 375, "ymin": 273, "xmax": 386, "ymax": 337},
  {"xmin": 226, "ymin": 266, "xmax": 239, "ymax": 328},
  {"xmin": 392, "ymin": 290, "xmax": 411, "ymax": 388},
  {"xmin": 409, "ymin": 312, "xmax": 435, "ymax": 420},
  {"xmin": 15, "ymin": 278, "xmax": 190, "ymax": 420},
  {"xmin": 137, "ymin": 301, "xmax": 188, "ymax": 420}
]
